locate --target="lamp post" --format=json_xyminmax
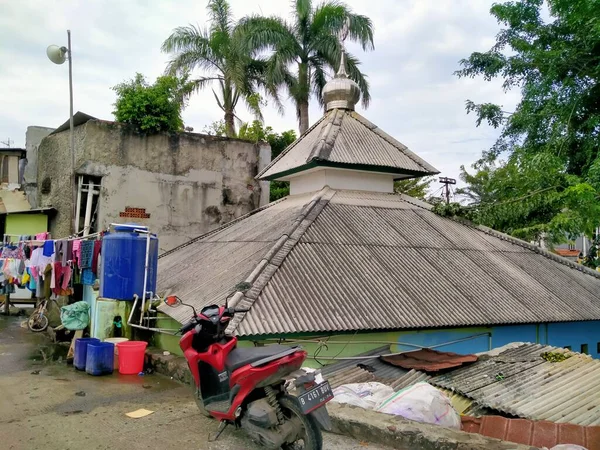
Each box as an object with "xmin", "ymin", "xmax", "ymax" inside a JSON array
[{"xmin": 47, "ymin": 30, "xmax": 76, "ymax": 234}]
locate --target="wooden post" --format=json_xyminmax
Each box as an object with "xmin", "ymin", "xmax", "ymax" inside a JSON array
[{"xmin": 2, "ymin": 293, "xmax": 10, "ymax": 315}]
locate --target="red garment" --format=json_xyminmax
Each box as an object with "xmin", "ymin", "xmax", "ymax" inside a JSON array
[
  {"xmin": 92, "ymin": 240, "xmax": 102, "ymax": 275},
  {"xmin": 52, "ymin": 262, "xmax": 73, "ymax": 295}
]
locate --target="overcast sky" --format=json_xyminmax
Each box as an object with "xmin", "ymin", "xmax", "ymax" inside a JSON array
[{"xmin": 1, "ymin": 0, "xmax": 520, "ymax": 197}]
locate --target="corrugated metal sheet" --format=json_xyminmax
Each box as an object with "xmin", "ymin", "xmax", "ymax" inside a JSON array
[
  {"xmin": 258, "ymin": 109, "xmax": 438, "ymax": 180},
  {"xmin": 237, "ymin": 190, "xmax": 600, "ymax": 335},
  {"xmin": 430, "ymin": 343, "xmax": 600, "ymax": 426},
  {"xmin": 382, "ymin": 348, "xmax": 478, "ymax": 372}
]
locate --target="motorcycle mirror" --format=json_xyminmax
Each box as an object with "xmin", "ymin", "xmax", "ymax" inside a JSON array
[{"xmin": 165, "ymin": 296, "xmax": 182, "ymax": 307}]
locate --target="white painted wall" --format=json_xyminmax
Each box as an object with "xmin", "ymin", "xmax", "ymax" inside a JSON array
[
  {"xmin": 25, "ymin": 126, "xmax": 54, "ymax": 208},
  {"xmin": 289, "ymin": 167, "xmax": 395, "ymax": 195},
  {"xmin": 257, "ymin": 143, "xmax": 271, "ymax": 207}
]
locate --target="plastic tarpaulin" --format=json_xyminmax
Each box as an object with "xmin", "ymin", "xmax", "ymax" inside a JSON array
[{"xmin": 60, "ymin": 301, "xmax": 90, "ymax": 330}]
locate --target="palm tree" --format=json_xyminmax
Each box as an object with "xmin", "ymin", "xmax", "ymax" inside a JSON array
[
  {"xmin": 161, "ymin": 0, "xmax": 278, "ymax": 137},
  {"xmin": 238, "ymin": 0, "xmax": 374, "ymax": 134}
]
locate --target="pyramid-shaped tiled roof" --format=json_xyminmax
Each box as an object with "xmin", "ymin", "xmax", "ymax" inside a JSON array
[{"xmin": 258, "ymin": 109, "xmax": 439, "ymax": 180}]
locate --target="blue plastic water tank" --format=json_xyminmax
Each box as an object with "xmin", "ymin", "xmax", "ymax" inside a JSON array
[
  {"xmin": 100, "ymin": 224, "xmax": 159, "ymax": 301},
  {"xmin": 85, "ymin": 342, "xmax": 114, "ymax": 375}
]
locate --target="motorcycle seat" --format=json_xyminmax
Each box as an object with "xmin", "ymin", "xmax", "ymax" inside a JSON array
[{"xmin": 226, "ymin": 345, "xmax": 298, "ymax": 372}]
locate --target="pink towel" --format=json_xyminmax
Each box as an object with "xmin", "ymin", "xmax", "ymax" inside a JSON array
[
  {"xmin": 72, "ymin": 240, "xmax": 82, "ymax": 266},
  {"xmin": 35, "ymin": 232, "xmax": 49, "ymax": 240}
]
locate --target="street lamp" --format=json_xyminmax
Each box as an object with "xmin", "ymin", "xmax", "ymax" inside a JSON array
[{"xmin": 47, "ymin": 30, "xmax": 76, "ymax": 233}]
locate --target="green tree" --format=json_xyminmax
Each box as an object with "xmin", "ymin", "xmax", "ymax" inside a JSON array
[
  {"xmin": 112, "ymin": 73, "xmax": 190, "ymax": 134},
  {"xmin": 394, "ymin": 177, "xmax": 434, "ymax": 201},
  {"xmin": 238, "ymin": 0, "xmax": 374, "ymax": 134},
  {"xmin": 161, "ymin": 0, "xmax": 278, "ymax": 137},
  {"xmin": 453, "ymin": 0, "xmax": 600, "ymax": 244}
]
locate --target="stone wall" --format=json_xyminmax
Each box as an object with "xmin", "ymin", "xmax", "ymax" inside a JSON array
[{"xmin": 37, "ymin": 120, "xmax": 271, "ymax": 252}]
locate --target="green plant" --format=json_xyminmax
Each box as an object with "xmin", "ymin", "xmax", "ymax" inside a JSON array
[
  {"xmin": 112, "ymin": 73, "xmax": 190, "ymax": 134},
  {"xmin": 455, "ymin": 0, "xmax": 600, "ymax": 244},
  {"xmin": 161, "ymin": 0, "xmax": 280, "ymax": 137},
  {"xmin": 394, "ymin": 177, "xmax": 434, "ymax": 201},
  {"xmin": 238, "ymin": 0, "xmax": 374, "ymax": 134}
]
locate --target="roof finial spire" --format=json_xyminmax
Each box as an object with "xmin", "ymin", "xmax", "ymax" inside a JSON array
[
  {"xmin": 321, "ymin": 17, "xmax": 360, "ymax": 111},
  {"xmin": 336, "ymin": 18, "xmax": 350, "ymax": 78}
]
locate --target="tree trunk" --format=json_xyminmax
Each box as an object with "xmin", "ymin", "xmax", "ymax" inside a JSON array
[
  {"xmin": 224, "ymin": 111, "xmax": 235, "ymax": 138},
  {"xmin": 298, "ymin": 62, "xmax": 310, "ymax": 135},
  {"xmin": 298, "ymin": 101, "xmax": 309, "ymax": 135}
]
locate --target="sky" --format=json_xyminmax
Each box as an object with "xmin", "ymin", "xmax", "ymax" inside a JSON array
[{"xmin": 0, "ymin": 0, "xmax": 521, "ymax": 198}]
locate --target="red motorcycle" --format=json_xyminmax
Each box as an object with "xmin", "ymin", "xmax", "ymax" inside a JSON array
[{"xmin": 165, "ymin": 296, "xmax": 333, "ymax": 450}]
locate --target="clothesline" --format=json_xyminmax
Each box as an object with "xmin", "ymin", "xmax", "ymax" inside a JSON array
[{"xmin": 3, "ymin": 229, "xmax": 105, "ymax": 245}]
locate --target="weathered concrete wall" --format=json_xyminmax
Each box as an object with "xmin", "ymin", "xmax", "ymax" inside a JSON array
[
  {"xmin": 24, "ymin": 126, "xmax": 54, "ymax": 208},
  {"xmin": 37, "ymin": 120, "xmax": 270, "ymax": 251}
]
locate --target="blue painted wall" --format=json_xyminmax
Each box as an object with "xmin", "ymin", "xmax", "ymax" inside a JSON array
[{"xmin": 394, "ymin": 321, "xmax": 600, "ymax": 358}]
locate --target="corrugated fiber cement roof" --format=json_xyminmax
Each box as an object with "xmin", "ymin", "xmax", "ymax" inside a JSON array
[{"xmin": 158, "ymin": 187, "xmax": 600, "ymax": 337}]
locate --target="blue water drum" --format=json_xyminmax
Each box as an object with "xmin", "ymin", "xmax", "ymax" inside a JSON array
[
  {"xmin": 73, "ymin": 338, "xmax": 100, "ymax": 371},
  {"xmin": 85, "ymin": 342, "xmax": 115, "ymax": 376},
  {"xmin": 100, "ymin": 224, "xmax": 158, "ymax": 301}
]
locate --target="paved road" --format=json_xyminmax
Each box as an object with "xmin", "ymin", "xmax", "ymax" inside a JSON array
[{"xmin": 0, "ymin": 315, "xmax": 389, "ymax": 450}]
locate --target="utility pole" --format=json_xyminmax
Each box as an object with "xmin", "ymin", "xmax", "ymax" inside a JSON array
[
  {"xmin": 0, "ymin": 138, "xmax": 13, "ymax": 148},
  {"xmin": 439, "ymin": 177, "xmax": 456, "ymax": 204}
]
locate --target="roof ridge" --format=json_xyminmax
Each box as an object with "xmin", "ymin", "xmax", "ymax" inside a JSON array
[
  {"xmin": 226, "ymin": 187, "xmax": 336, "ymax": 334},
  {"xmin": 308, "ymin": 109, "xmax": 344, "ymax": 161},
  {"xmin": 256, "ymin": 113, "xmax": 331, "ymax": 179},
  {"xmin": 349, "ymin": 112, "xmax": 439, "ymax": 174},
  {"xmin": 398, "ymin": 195, "xmax": 600, "ymax": 281},
  {"xmin": 158, "ymin": 196, "xmax": 288, "ymax": 259}
]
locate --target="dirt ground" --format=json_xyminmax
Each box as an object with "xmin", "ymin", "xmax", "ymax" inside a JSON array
[{"xmin": 0, "ymin": 315, "xmax": 390, "ymax": 450}]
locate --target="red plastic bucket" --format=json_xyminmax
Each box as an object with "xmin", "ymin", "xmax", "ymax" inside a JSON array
[{"xmin": 116, "ymin": 341, "xmax": 148, "ymax": 375}]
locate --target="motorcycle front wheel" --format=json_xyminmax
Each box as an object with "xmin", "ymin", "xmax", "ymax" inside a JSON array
[{"xmin": 279, "ymin": 395, "xmax": 323, "ymax": 450}]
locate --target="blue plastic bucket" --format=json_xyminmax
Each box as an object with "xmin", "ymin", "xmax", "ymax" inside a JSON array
[
  {"xmin": 73, "ymin": 338, "xmax": 100, "ymax": 371},
  {"xmin": 85, "ymin": 342, "xmax": 115, "ymax": 376}
]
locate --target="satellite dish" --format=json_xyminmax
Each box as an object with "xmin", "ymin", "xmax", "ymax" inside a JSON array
[{"xmin": 46, "ymin": 45, "xmax": 68, "ymax": 65}]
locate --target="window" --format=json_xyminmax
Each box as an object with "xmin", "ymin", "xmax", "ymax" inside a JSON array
[
  {"xmin": 564, "ymin": 346, "xmax": 571, "ymax": 350},
  {"xmin": 76, "ymin": 175, "xmax": 102, "ymax": 235},
  {"xmin": 568, "ymin": 242, "xmax": 576, "ymax": 250},
  {"xmin": 581, "ymin": 344, "xmax": 589, "ymax": 354},
  {"xmin": 597, "ymin": 342, "xmax": 600, "ymax": 354}
]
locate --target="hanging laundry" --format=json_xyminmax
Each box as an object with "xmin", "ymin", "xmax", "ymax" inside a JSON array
[
  {"xmin": 80, "ymin": 240, "xmax": 94, "ymax": 269},
  {"xmin": 35, "ymin": 232, "xmax": 49, "ymax": 240},
  {"xmin": 92, "ymin": 240, "xmax": 101, "ymax": 274},
  {"xmin": 1, "ymin": 246, "xmax": 23, "ymax": 260},
  {"xmin": 72, "ymin": 240, "xmax": 82, "ymax": 266},
  {"xmin": 82, "ymin": 268, "xmax": 95, "ymax": 286},
  {"xmin": 55, "ymin": 240, "xmax": 71, "ymax": 265},
  {"xmin": 43, "ymin": 240, "xmax": 55, "ymax": 257}
]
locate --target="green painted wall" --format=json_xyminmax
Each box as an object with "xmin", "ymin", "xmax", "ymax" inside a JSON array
[
  {"xmin": 92, "ymin": 298, "xmax": 134, "ymax": 341},
  {"xmin": 152, "ymin": 313, "xmax": 185, "ymax": 356},
  {"xmin": 5, "ymin": 214, "xmax": 48, "ymax": 236}
]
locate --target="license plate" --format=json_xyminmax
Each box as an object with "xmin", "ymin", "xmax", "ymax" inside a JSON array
[{"xmin": 297, "ymin": 381, "xmax": 334, "ymax": 414}]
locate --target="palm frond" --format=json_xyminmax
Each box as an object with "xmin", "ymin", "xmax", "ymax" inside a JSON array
[
  {"xmin": 162, "ymin": 25, "xmax": 223, "ymax": 74},
  {"xmin": 310, "ymin": 2, "xmax": 374, "ymax": 51},
  {"xmin": 345, "ymin": 52, "xmax": 371, "ymax": 108},
  {"xmin": 207, "ymin": 0, "xmax": 233, "ymax": 36},
  {"xmin": 294, "ymin": 0, "xmax": 313, "ymax": 37},
  {"xmin": 236, "ymin": 16, "xmax": 299, "ymax": 59}
]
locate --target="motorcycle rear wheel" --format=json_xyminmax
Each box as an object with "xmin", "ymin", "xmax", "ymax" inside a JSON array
[{"xmin": 279, "ymin": 395, "xmax": 322, "ymax": 450}]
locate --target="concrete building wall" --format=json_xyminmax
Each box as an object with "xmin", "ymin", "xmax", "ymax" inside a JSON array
[
  {"xmin": 25, "ymin": 126, "xmax": 54, "ymax": 208},
  {"xmin": 37, "ymin": 120, "xmax": 270, "ymax": 252},
  {"xmin": 289, "ymin": 168, "xmax": 395, "ymax": 195}
]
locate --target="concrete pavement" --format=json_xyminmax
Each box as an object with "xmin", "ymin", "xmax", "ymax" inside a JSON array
[{"xmin": 0, "ymin": 315, "xmax": 390, "ymax": 450}]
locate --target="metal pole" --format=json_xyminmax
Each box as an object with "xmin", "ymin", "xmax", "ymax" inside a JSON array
[{"xmin": 67, "ymin": 30, "xmax": 76, "ymax": 234}]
